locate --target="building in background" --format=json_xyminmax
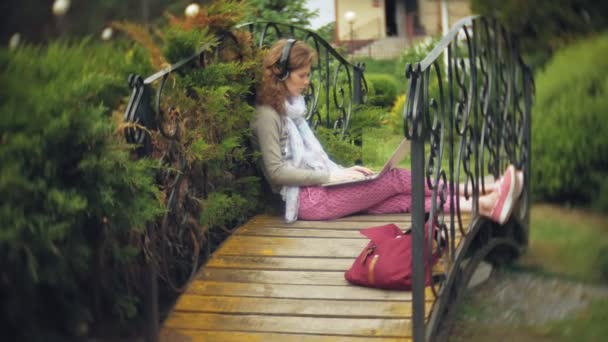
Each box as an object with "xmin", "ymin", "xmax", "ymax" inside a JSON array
[{"xmin": 335, "ymin": 0, "xmax": 471, "ymax": 46}]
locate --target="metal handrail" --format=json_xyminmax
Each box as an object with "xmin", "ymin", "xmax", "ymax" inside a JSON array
[{"xmin": 403, "ymin": 15, "xmax": 533, "ymax": 341}]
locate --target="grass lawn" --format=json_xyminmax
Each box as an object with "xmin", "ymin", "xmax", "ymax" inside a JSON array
[
  {"xmin": 451, "ymin": 204, "xmax": 608, "ymax": 342},
  {"xmin": 521, "ymin": 204, "xmax": 608, "ymax": 283},
  {"xmin": 361, "ymin": 127, "xmax": 410, "ymax": 169}
]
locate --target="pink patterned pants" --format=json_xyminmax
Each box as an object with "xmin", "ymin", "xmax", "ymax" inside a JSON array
[{"xmin": 298, "ymin": 168, "xmax": 438, "ymax": 221}]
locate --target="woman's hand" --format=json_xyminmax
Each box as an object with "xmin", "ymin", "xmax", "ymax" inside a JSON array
[
  {"xmin": 328, "ymin": 166, "xmax": 375, "ymax": 183},
  {"xmin": 328, "ymin": 170, "xmax": 359, "ymax": 183},
  {"xmin": 346, "ymin": 165, "xmax": 375, "ymax": 176}
]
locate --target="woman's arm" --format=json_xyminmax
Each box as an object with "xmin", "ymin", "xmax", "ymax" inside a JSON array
[{"xmin": 252, "ymin": 107, "xmax": 330, "ymax": 187}]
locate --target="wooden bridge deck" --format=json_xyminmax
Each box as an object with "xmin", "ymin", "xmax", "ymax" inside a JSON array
[{"xmin": 161, "ymin": 213, "xmax": 470, "ymax": 341}]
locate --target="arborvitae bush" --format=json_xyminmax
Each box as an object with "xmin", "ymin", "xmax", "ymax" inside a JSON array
[
  {"xmin": 115, "ymin": 0, "xmax": 266, "ymax": 301},
  {"xmin": 531, "ymin": 33, "xmax": 608, "ymax": 212},
  {"xmin": 0, "ymin": 40, "xmax": 162, "ymax": 339},
  {"xmin": 365, "ymin": 73, "xmax": 399, "ymax": 108}
]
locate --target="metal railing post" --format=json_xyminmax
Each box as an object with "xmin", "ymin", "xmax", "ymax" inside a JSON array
[
  {"xmin": 353, "ymin": 65, "xmax": 363, "ymax": 105},
  {"xmin": 404, "ymin": 62, "xmax": 426, "ymax": 342},
  {"xmin": 143, "ymin": 261, "xmax": 159, "ymax": 342},
  {"xmin": 411, "ymin": 135, "xmax": 426, "ymax": 342}
]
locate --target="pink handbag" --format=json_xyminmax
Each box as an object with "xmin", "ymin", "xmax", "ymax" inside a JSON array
[{"xmin": 344, "ymin": 223, "xmax": 440, "ymax": 290}]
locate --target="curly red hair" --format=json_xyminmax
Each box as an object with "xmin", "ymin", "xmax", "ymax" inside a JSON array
[{"xmin": 256, "ymin": 39, "xmax": 316, "ymax": 115}]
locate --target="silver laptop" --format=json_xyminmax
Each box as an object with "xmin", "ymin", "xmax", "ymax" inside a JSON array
[{"xmin": 321, "ymin": 138, "xmax": 410, "ymax": 187}]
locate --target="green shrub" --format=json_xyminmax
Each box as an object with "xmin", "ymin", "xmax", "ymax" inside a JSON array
[
  {"xmin": 314, "ymin": 104, "xmax": 388, "ymax": 167},
  {"xmin": 471, "ymin": 0, "xmax": 608, "ymax": 70},
  {"xmin": 531, "ymin": 33, "xmax": 608, "ymax": 212},
  {"xmin": 0, "ymin": 40, "xmax": 162, "ymax": 339},
  {"xmin": 316, "ymin": 126, "xmax": 361, "ymax": 165},
  {"xmin": 316, "ymin": 21, "xmax": 336, "ymax": 44},
  {"xmin": 117, "ymin": 0, "xmax": 266, "ymax": 306},
  {"xmin": 387, "ymin": 94, "xmax": 406, "ymax": 134},
  {"xmin": 362, "ymin": 127, "xmax": 407, "ymax": 168},
  {"xmin": 354, "ymin": 57, "xmax": 399, "ymax": 75},
  {"xmin": 349, "ymin": 104, "xmax": 386, "ymax": 136},
  {"xmin": 365, "ymin": 73, "xmax": 399, "ymax": 108}
]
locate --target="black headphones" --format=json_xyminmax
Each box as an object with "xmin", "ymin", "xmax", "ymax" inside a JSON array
[{"xmin": 277, "ymin": 39, "xmax": 297, "ymax": 81}]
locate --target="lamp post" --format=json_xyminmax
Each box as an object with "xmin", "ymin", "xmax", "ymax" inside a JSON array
[
  {"xmin": 52, "ymin": 0, "xmax": 71, "ymax": 38},
  {"xmin": 344, "ymin": 11, "xmax": 357, "ymax": 52}
]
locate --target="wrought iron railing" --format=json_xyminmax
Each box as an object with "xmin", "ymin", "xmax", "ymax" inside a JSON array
[
  {"xmin": 403, "ymin": 16, "xmax": 533, "ymax": 341},
  {"xmin": 122, "ymin": 22, "xmax": 368, "ymax": 341},
  {"xmin": 125, "ymin": 25, "xmax": 367, "ymax": 153}
]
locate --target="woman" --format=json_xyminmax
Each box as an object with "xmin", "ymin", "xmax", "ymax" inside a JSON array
[{"xmin": 251, "ymin": 39, "xmax": 522, "ymax": 223}]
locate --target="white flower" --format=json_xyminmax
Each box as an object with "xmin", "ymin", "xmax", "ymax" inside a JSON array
[
  {"xmin": 9, "ymin": 33, "xmax": 20, "ymax": 50},
  {"xmin": 101, "ymin": 27, "xmax": 113, "ymax": 41},
  {"xmin": 185, "ymin": 3, "xmax": 200, "ymax": 18}
]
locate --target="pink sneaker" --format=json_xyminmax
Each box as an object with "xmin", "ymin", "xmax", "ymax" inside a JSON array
[
  {"xmin": 515, "ymin": 170, "xmax": 524, "ymax": 198},
  {"xmin": 497, "ymin": 170, "xmax": 524, "ymax": 199},
  {"xmin": 489, "ymin": 165, "xmax": 520, "ymax": 224}
]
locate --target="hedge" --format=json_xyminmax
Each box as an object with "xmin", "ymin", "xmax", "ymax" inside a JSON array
[{"xmin": 531, "ymin": 33, "xmax": 608, "ymax": 212}]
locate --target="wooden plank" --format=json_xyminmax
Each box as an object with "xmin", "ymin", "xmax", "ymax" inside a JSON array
[
  {"xmin": 198, "ymin": 269, "xmax": 445, "ymax": 293},
  {"xmin": 187, "ymin": 281, "xmax": 436, "ymax": 301},
  {"xmin": 163, "ymin": 313, "xmax": 412, "ymax": 337},
  {"xmin": 335, "ymin": 214, "xmax": 413, "ymax": 222},
  {"xmin": 198, "ymin": 269, "xmax": 349, "ymax": 285},
  {"xmin": 214, "ymin": 236, "xmax": 368, "ymax": 257},
  {"xmin": 160, "ymin": 212, "xmax": 474, "ymax": 341},
  {"xmin": 173, "ymin": 295, "xmax": 434, "ymax": 318},
  {"xmin": 250, "ymin": 213, "xmax": 469, "ymax": 225},
  {"xmin": 250, "ymin": 213, "xmax": 412, "ymax": 223},
  {"xmin": 249, "ymin": 220, "xmax": 412, "ymax": 230},
  {"xmin": 245, "ymin": 215, "xmax": 468, "ymax": 230},
  {"xmin": 236, "ymin": 226, "xmax": 464, "ymax": 239},
  {"xmin": 206, "ymin": 256, "xmax": 354, "ymax": 271},
  {"xmin": 237, "ymin": 227, "xmax": 369, "ymax": 238},
  {"xmin": 160, "ymin": 329, "xmax": 411, "ymax": 342}
]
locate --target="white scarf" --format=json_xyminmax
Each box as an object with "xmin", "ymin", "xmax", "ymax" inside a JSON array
[{"xmin": 281, "ymin": 96, "xmax": 342, "ymax": 222}]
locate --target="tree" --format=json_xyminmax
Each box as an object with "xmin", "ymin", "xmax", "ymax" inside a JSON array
[
  {"xmin": 0, "ymin": 40, "xmax": 162, "ymax": 339},
  {"xmin": 1, "ymin": 0, "xmax": 319, "ymax": 44},
  {"xmin": 470, "ymin": 0, "xmax": 608, "ymax": 67},
  {"xmin": 0, "ymin": 0, "xmax": 193, "ymax": 44},
  {"xmin": 242, "ymin": 0, "xmax": 319, "ymax": 28},
  {"xmin": 316, "ymin": 21, "xmax": 336, "ymax": 43}
]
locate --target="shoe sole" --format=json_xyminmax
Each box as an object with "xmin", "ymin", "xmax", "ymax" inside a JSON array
[{"xmin": 497, "ymin": 166, "xmax": 517, "ymax": 224}]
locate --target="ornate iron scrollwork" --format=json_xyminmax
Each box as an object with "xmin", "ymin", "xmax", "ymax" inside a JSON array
[
  {"xmin": 124, "ymin": 74, "xmax": 154, "ymax": 155},
  {"xmin": 405, "ymin": 16, "xmax": 534, "ymax": 341}
]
